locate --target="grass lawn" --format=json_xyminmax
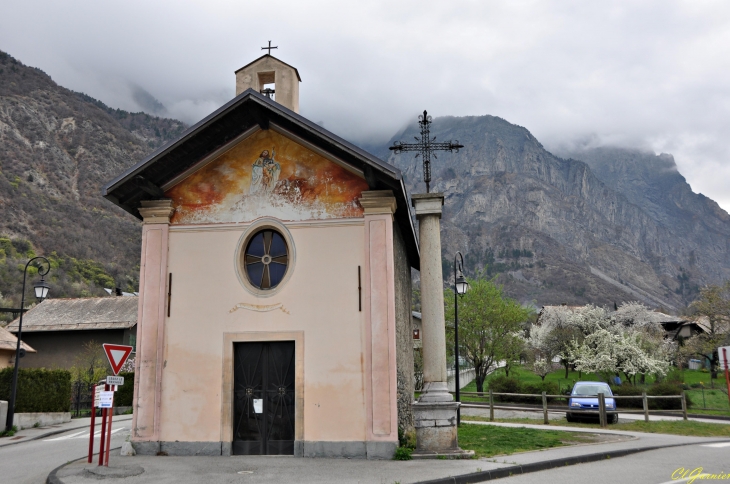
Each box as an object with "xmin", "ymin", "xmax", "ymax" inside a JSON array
[
  {"xmin": 457, "ymin": 423, "xmax": 598, "ymax": 458},
  {"xmin": 462, "ymin": 416, "xmax": 730, "ymax": 438},
  {"xmin": 462, "ymin": 366, "xmax": 728, "ymax": 391}
]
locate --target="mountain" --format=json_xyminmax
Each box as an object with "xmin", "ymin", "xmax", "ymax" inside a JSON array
[
  {"xmin": 377, "ymin": 116, "xmax": 730, "ymax": 310},
  {"xmin": 3, "ymin": 49, "xmax": 728, "ymax": 313},
  {"xmin": 0, "ymin": 50, "xmax": 185, "ymax": 312}
]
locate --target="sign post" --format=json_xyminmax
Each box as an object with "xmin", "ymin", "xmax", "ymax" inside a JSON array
[
  {"xmin": 87, "ymin": 384, "xmax": 97, "ymax": 463},
  {"xmin": 91, "ymin": 344, "xmax": 132, "ymax": 466},
  {"xmin": 719, "ymin": 346, "xmax": 730, "ymax": 407}
]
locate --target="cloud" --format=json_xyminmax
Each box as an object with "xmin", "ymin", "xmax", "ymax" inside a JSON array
[{"xmin": 1, "ymin": 0, "xmax": 729, "ymax": 209}]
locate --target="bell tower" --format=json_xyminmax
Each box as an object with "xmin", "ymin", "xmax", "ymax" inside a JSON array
[{"xmin": 235, "ymin": 47, "xmax": 301, "ymax": 113}]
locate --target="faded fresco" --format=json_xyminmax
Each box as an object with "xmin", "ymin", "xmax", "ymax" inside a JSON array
[{"xmin": 166, "ymin": 130, "xmax": 369, "ymax": 224}]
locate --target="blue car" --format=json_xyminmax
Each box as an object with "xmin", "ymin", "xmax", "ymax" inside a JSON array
[{"xmin": 566, "ymin": 381, "xmax": 618, "ymax": 423}]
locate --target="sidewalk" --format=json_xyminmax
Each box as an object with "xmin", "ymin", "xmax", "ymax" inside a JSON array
[
  {"xmin": 0, "ymin": 414, "xmax": 133, "ymax": 448},
  {"xmin": 50, "ymin": 421, "xmax": 730, "ymax": 484}
]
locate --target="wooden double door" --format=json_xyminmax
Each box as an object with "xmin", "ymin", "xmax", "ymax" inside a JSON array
[{"xmin": 232, "ymin": 341, "xmax": 295, "ymax": 455}]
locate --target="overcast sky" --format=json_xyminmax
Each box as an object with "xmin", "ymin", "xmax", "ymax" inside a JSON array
[{"xmin": 2, "ymin": 0, "xmax": 730, "ymax": 210}]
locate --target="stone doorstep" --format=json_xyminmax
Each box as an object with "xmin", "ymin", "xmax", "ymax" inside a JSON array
[{"xmin": 411, "ymin": 449, "xmax": 476, "ymax": 460}]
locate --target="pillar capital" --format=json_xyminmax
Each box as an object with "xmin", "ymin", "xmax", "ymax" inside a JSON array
[
  {"xmin": 411, "ymin": 193, "xmax": 444, "ymax": 219},
  {"xmin": 359, "ymin": 190, "xmax": 397, "ymax": 216},
  {"xmin": 138, "ymin": 200, "xmax": 174, "ymax": 224}
]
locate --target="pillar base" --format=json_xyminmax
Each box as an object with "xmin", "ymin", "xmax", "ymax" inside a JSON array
[
  {"xmin": 418, "ymin": 381, "xmax": 453, "ymax": 403},
  {"xmin": 413, "ymin": 401, "xmax": 470, "ymax": 455}
]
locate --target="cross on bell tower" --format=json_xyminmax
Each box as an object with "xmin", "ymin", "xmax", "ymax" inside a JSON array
[
  {"xmin": 389, "ymin": 110, "xmax": 463, "ymax": 193},
  {"xmin": 261, "ymin": 40, "xmax": 278, "ymax": 55}
]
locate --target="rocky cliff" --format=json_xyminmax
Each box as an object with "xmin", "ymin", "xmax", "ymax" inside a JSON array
[
  {"xmin": 378, "ymin": 116, "xmax": 730, "ymax": 310},
  {"xmin": 0, "ymin": 50, "xmax": 185, "ymax": 305}
]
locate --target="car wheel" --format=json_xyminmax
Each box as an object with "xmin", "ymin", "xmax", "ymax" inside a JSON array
[
  {"xmin": 610, "ymin": 414, "xmax": 618, "ymax": 424},
  {"xmin": 566, "ymin": 413, "xmax": 575, "ymax": 423}
]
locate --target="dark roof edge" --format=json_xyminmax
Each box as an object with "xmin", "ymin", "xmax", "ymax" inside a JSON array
[
  {"xmin": 234, "ymin": 54, "xmax": 302, "ymax": 82},
  {"xmin": 103, "ymin": 90, "xmax": 402, "ymax": 195}
]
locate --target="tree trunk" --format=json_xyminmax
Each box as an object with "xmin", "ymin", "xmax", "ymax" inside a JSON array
[
  {"xmin": 475, "ymin": 374, "xmax": 485, "ymax": 393},
  {"xmin": 564, "ymin": 362, "xmax": 569, "ymax": 379}
]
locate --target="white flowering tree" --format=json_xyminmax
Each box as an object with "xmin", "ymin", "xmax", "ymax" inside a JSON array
[{"xmin": 569, "ymin": 323, "xmax": 669, "ymax": 383}]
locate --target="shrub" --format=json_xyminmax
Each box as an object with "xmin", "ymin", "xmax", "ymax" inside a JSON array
[
  {"xmin": 648, "ymin": 382, "xmax": 690, "ymax": 410},
  {"xmin": 610, "ymin": 385, "xmax": 645, "ymax": 409},
  {"xmin": 0, "ymin": 368, "xmax": 72, "ymax": 412},
  {"xmin": 610, "ymin": 383, "xmax": 689, "ymax": 410},
  {"xmin": 393, "ymin": 446, "xmax": 412, "ymax": 460},
  {"xmin": 114, "ymin": 372, "xmax": 134, "ymax": 406},
  {"xmin": 488, "ymin": 375, "xmax": 521, "ymax": 401}
]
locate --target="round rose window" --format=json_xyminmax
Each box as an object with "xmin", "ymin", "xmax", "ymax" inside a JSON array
[{"xmin": 243, "ymin": 229, "xmax": 289, "ymax": 290}]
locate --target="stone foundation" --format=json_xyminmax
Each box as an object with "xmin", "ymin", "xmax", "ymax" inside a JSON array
[
  {"xmin": 132, "ymin": 440, "xmax": 396, "ymax": 459},
  {"xmin": 413, "ymin": 401, "xmax": 458, "ymax": 452}
]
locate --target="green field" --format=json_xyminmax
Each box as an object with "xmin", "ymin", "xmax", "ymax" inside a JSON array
[
  {"xmin": 457, "ymin": 423, "xmax": 597, "ymax": 458},
  {"xmin": 462, "ymin": 416, "xmax": 730, "ymax": 438},
  {"xmin": 463, "ymin": 365, "xmax": 728, "ymax": 389},
  {"xmin": 456, "ymin": 366, "xmax": 730, "ymax": 414}
]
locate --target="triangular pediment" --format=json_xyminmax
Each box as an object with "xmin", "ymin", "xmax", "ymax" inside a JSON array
[{"xmin": 164, "ymin": 129, "xmax": 369, "ymax": 224}]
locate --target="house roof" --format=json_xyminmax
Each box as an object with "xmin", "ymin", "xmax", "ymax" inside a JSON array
[
  {"xmin": 6, "ymin": 297, "xmax": 138, "ymax": 333},
  {"xmin": 101, "ymin": 89, "xmax": 419, "ymax": 269},
  {"xmin": 234, "ymin": 54, "xmax": 302, "ymax": 82},
  {"xmin": 0, "ymin": 326, "xmax": 35, "ymax": 352}
]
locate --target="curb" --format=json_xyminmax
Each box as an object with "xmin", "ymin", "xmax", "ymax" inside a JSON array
[
  {"xmin": 46, "ymin": 446, "xmax": 122, "ymax": 484},
  {"xmin": 1, "ymin": 415, "xmax": 133, "ymax": 448},
  {"xmin": 412, "ymin": 440, "xmax": 730, "ymax": 484}
]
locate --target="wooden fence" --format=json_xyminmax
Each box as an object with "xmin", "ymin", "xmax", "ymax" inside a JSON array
[{"xmin": 459, "ymin": 390, "xmax": 688, "ymax": 428}]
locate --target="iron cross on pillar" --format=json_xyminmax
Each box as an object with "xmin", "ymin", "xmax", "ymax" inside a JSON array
[{"xmin": 389, "ymin": 110, "xmax": 463, "ymax": 193}]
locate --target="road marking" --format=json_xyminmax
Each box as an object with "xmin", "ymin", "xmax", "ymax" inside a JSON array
[
  {"xmin": 701, "ymin": 442, "xmax": 730, "ymax": 448},
  {"xmin": 44, "ymin": 428, "xmax": 126, "ymax": 441}
]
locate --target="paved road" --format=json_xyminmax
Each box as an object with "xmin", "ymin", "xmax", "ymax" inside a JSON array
[
  {"xmin": 0, "ymin": 417, "xmax": 131, "ymax": 484},
  {"xmin": 500, "ymin": 442, "xmax": 730, "ymax": 484}
]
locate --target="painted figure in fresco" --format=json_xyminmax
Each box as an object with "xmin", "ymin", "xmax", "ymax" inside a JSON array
[{"xmin": 250, "ymin": 149, "xmax": 281, "ymax": 195}]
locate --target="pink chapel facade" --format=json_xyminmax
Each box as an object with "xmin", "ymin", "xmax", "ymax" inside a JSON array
[{"xmin": 102, "ymin": 55, "xmax": 419, "ymax": 458}]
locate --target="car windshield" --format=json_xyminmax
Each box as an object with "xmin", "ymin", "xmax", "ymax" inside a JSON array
[{"xmin": 572, "ymin": 384, "xmax": 611, "ymax": 396}]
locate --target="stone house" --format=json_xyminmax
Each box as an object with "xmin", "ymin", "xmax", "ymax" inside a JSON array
[{"xmin": 6, "ymin": 296, "xmax": 138, "ymax": 370}]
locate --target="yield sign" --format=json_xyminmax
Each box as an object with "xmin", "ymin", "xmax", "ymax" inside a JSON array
[{"xmin": 103, "ymin": 344, "xmax": 134, "ymax": 375}]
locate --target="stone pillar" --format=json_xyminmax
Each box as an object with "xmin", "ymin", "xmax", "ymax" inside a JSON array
[
  {"xmin": 359, "ymin": 191, "xmax": 399, "ymax": 458},
  {"xmin": 131, "ymin": 199, "xmax": 173, "ymax": 452},
  {"xmin": 411, "ymin": 193, "xmax": 472, "ymax": 458}
]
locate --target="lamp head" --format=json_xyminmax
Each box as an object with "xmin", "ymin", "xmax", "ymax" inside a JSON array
[
  {"xmin": 34, "ymin": 277, "xmax": 50, "ymax": 302},
  {"xmin": 455, "ymin": 271, "xmax": 469, "ymax": 296}
]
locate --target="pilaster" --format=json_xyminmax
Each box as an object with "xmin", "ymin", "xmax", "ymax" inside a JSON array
[
  {"xmin": 359, "ymin": 191, "xmax": 398, "ymax": 445},
  {"xmin": 132, "ymin": 200, "xmax": 173, "ymax": 443}
]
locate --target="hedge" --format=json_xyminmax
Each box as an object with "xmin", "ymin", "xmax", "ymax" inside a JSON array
[
  {"xmin": 114, "ymin": 372, "xmax": 134, "ymax": 406},
  {"xmin": 487, "ymin": 375, "xmax": 690, "ymax": 410},
  {"xmin": 611, "ymin": 382, "xmax": 691, "ymax": 410},
  {"xmin": 0, "ymin": 368, "xmax": 72, "ymax": 413},
  {"xmin": 488, "ymin": 376, "xmax": 560, "ymax": 403}
]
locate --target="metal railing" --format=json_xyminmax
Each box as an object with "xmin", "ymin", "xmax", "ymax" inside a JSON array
[{"xmin": 459, "ymin": 390, "xmax": 689, "ymax": 428}]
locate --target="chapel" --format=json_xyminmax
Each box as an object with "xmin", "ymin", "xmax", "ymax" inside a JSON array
[{"xmin": 103, "ymin": 52, "xmax": 419, "ymax": 458}]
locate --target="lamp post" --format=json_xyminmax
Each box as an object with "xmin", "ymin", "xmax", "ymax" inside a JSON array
[
  {"xmin": 5, "ymin": 257, "xmax": 51, "ymax": 432},
  {"xmin": 453, "ymin": 252, "xmax": 469, "ymax": 426}
]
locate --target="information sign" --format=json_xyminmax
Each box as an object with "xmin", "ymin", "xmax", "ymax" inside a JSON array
[
  {"xmin": 106, "ymin": 376, "xmax": 124, "ymax": 386},
  {"xmin": 98, "ymin": 391, "xmax": 114, "ymax": 409},
  {"xmin": 719, "ymin": 346, "xmax": 730, "ymax": 370},
  {"xmin": 93, "ymin": 385, "xmax": 102, "ymax": 408}
]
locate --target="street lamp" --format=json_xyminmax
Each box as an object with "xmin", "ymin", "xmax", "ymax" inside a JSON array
[
  {"xmin": 5, "ymin": 257, "xmax": 51, "ymax": 432},
  {"xmin": 453, "ymin": 252, "xmax": 470, "ymax": 426}
]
